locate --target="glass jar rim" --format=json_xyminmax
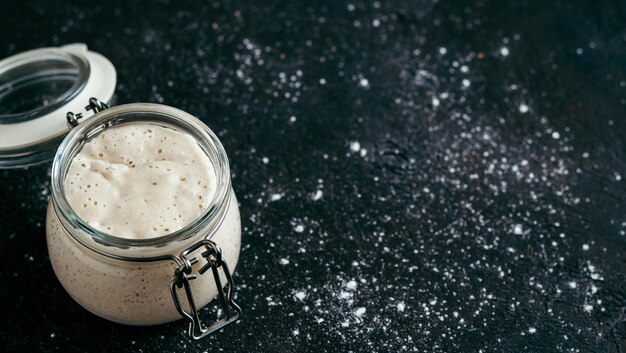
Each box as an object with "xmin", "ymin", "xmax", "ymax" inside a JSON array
[{"xmin": 50, "ymin": 103, "xmax": 232, "ymax": 260}]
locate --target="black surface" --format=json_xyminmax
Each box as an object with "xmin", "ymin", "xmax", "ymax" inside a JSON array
[{"xmin": 1, "ymin": 1, "xmax": 626, "ymax": 352}]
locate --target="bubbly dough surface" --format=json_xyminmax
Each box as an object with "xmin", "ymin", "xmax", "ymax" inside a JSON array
[{"xmin": 64, "ymin": 123, "xmax": 216, "ymax": 239}]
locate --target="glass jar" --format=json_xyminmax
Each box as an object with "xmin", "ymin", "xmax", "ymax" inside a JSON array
[
  {"xmin": 46, "ymin": 103, "xmax": 242, "ymax": 339},
  {"xmin": 0, "ymin": 44, "xmax": 241, "ymax": 339}
]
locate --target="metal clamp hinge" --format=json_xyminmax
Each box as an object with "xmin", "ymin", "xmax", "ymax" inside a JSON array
[
  {"xmin": 66, "ymin": 97, "xmax": 109, "ymax": 128},
  {"xmin": 170, "ymin": 240, "xmax": 241, "ymax": 340}
]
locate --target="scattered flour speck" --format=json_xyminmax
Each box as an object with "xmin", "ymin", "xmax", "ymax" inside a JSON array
[
  {"xmin": 518, "ymin": 103, "xmax": 529, "ymax": 113},
  {"xmin": 312, "ymin": 190, "xmax": 323, "ymax": 201},
  {"xmin": 339, "ymin": 291, "xmax": 352, "ymax": 300},
  {"xmin": 354, "ymin": 307, "xmax": 366, "ymax": 317},
  {"xmin": 350, "ymin": 141, "xmax": 361, "ymax": 152}
]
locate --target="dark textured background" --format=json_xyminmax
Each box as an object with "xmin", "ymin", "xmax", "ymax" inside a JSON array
[{"xmin": 1, "ymin": 0, "xmax": 625, "ymax": 352}]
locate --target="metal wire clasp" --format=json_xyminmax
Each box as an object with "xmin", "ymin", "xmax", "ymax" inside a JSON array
[
  {"xmin": 66, "ymin": 97, "xmax": 109, "ymax": 128},
  {"xmin": 170, "ymin": 240, "xmax": 241, "ymax": 340}
]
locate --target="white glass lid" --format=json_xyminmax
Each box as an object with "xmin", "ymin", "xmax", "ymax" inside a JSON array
[{"xmin": 0, "ymin": 43, "xmax": 116, "ymax": 168}]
